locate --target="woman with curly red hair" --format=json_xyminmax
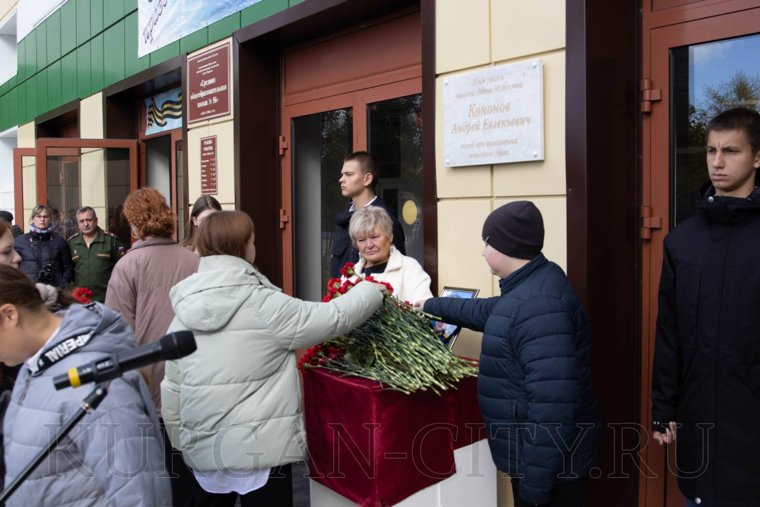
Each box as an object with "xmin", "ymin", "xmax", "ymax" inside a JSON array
[{"xmin": 105, "ymin": 188, "xmax": 199, "ymax": 410}]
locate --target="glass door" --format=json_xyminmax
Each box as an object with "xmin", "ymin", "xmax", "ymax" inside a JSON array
[
  {"xmin": 281, "ymin": 78, "xmax": 422, "ymax": 299},
  {"xmin": 33, "ymin": 138, "xmax": 138, "ymax": 248},
  {"xmin": 641, "ymin": 7, "xmax": 760, "ymax": 507}
]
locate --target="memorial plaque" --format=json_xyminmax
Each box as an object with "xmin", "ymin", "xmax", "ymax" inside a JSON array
[
  {"xmin": 200, "ymin": 136, "xmax": 218, "ymax": 195},
  {"xmin": 188, "ymin": 43, "xmax": 231, "ymax": 124},
  {"xmin": 444, "ymin": 59, "xmax": 544, "ymax": 167}
]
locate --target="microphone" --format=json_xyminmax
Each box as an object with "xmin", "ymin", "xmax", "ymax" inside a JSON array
[{"xmin": 53, "ymin": 331, "xmax": 197, "ymax": 390}]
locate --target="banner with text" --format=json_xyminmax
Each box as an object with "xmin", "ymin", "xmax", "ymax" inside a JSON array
[
  {"xmin": 138, "ymin": 0, "xmax": 262, "ymax": 57},
  {"xmin": 444, "ymin": 59, "xmax": 544, "ymax": 167}
]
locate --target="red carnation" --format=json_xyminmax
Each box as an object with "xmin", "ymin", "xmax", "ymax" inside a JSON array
[
  {"xmin": 71, "ymin": 287, "xmax": 93, "ymax": 304},
  {"xmin": 340, "ymin": 262, "xmax": 356, "ymax": 278}
]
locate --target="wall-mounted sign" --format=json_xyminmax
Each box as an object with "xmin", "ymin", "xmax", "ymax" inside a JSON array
[
  {"xmin": 144, "ymin": 88, "xmax": 183, "ymax": 136},
  {"xmin": 138, "ymin": 0, "xmax": 262, "ymax": 57},
  {"xmin": 187, "ymin": 43, "xmax": 231, "ymax": 124},
  {"xmin": 200, "ymin": 136, "xmax": 218, "ymax": 194},
  {"xmin": 444, "ymin": 59, "xmax": 544, "ymax": 167}
]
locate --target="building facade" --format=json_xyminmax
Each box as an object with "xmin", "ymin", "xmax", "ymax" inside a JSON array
[{"xmin": 0, "ymin": 0, "xmax": 756, "ymax": 506}]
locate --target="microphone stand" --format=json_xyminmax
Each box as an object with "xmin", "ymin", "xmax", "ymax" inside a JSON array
[{"xmin": 0, "ymin": 382, "xmax": 110, "ymax": 505}]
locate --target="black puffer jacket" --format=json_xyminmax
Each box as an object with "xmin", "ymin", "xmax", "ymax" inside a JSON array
[
  {"xmin": 652, "ymin": 185, "xmax": 760, "ymax": 507},
  {"xmin": 14, "ymin": 231, "xmax": 73, "ymax": 287},
  {"xmin": 329, "ymin": 196, "xmax": 406, "ymax": 277},
  {"xmin": 424, "ymin": 254, "xmax": 601, "ymax": 505}
]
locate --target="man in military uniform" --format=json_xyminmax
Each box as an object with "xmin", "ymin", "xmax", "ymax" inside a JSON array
[{"xmin": 68, "ymin": 206, "xmax": 125, "ymax": 302}]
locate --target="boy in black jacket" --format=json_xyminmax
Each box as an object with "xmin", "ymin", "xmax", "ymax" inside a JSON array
[{"xmin": 418, "ymin": 201, "xmax": 600, "ymax": 507}]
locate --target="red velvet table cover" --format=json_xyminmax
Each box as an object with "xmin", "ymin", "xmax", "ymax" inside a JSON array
[{"xmin": 303, "ymin": 367, "xmax": 483, "ymax": 507}]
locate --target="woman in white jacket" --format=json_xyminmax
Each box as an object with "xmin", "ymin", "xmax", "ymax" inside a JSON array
[
  {"xmin": 161, "ymin": 211, "xmax": 384, "ymax": 506},
  {"xmin": 346, "ymin": 206, "xmax": 433, "ymax": 303}
]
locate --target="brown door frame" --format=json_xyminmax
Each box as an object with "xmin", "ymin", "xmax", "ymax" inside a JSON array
[
  {"xmin": 640, "ymin": 4, "xmax": 760, "ymax": 507},
  {"xmin": 279, "ymin": 76, "xmax": 421, "ymax": 295},
  {"xmin": 12, "ymin": 147, "xmax": 36, "ymax": 230},
  {"xmin": 34, "ymin": 138, "xmax": 139, "ymax": 205},
  {"xmin": 138, "ymin": 128, "xmax": 184, "ymax": 215}
]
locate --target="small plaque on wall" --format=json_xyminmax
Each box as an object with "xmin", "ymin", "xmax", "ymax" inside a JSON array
[
  {"xmin": 188, "ymin": 42, "xmax": 231, "ymax": 124},
  {"xmin": 444, "ymin": 59, "xmax": 544, "ymax": 167},
  {"xmin": 200, "ymin": 136, "xmax": 218, "ymax": 195}
]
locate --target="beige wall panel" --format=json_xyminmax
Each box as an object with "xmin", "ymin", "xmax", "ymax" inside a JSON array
[
  {"xmin": 22, "ymin": 163, "xmax": 35, "ymax": 220},
  {"xmin": 493, "ymin": 52, "xmax": 566, "ymax": 196},
  {"xmin": 436, "ymin": 0, "xmax": 490, "ymax": 74},
  {"xmin": 492, "ymin": 0, "xmax": 565, "ymax": 61},
  {"xmin": 0, "ymin": 1, "xmax": 16, "ymax": 21},
  {"xmin": 80, "ymin": 93, "xmax": 104, "ymax": 141},
  {"xmin": 18, "ymin": 122, "xmax": 34, "ymax": 148},
  {"xmin": 187, "ymin": 120, "xmax": 236, "ymax": 208},
  {"xmin": 80, "ymin": 149, "xmax": 107, "ymax": 210},
  {"xmin": 435, "ymin": 76, "xmax": 492, "ymax": 198},
  {"xmin": 494, "ymin": 195, "xmax": 566, "ymax": 271},
  {"xmin": 436, "ymin": 199, "xmax": 494, "ymax": 359}
]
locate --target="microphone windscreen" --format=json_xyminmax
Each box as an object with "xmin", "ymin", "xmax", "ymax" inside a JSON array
[{"xmin": 159, "ymin": 331, "xmax": 197, "ymax": 360}]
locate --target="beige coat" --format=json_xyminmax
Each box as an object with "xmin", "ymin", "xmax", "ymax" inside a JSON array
[
  {"xmin": 161, "ymin": 255, "xmax": 383, "ymax": 471},
  {"xmin": 106, "ymin": 236, "xmax": 199, "ymax": 409}
]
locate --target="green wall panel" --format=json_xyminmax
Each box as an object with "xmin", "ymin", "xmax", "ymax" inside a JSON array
[
  {"xmin": 61, "ymin": 52, "xmax": 78, "ymax": 105},
  {"xmin": 47, "ymin": 11, "xmax": 61, "ymax": 63},
  {"xmin": 25, "ymin": 35, "xmax": 36, "ymax": 82},
  {"xmin": 241, "ymin": 0, "xmax": 288, "ymax": 26},
  {"xmin": 149, "ymin": 40, "xmax": 179, "ymax": 67},
  {"xmin": 48, "ymin": 60, "xmax": 62, "ymax": 109},
  {"xmin": 124, "ymin": 12, "xmax": 149, "ymax": 77},
  {"xmin": 17, "ymin": 39, "xmax": 26, "ymax": 82},
  {"xmin": 26, "ymin": 75, "xmax": 36, "ymax": 120},
  {"xmin": 36, "ymin": 27, "xmax": 47, "ymax": 70},
  {"xmin": 61, "ymin": 1, "xmax": 78, "ymax": 56},
  {"xmin": 91, "ymin": 0, "xmax": 104, "ymax": 36},
  {"xmin": 37, "ymin": 71, "xmax": 48, "ymax": 118},
  {"xmin": 16, "ymin": 84, "xmax": 26, "ymax": 128},
  {"xmin": 91, "ymin": 34, "xmax": 104, "ymax": 92},
  {"xmin": 104, "ymin": 21, "xmax": 126, "ymax": 87},
  {"xmin": 207, "ymin": 13, "xmax": 241, "ymax": 43},
  {"xmin": 77, "ymin": 0, "xmax": 92, "ymax": 46},
  {"xmin": 104, "ymin": 0, "xmax": 125, "ymax": 28},
  {"xmin": 77, "ymin": 41, "xmax": 92, "ymax": 98},
  {"xmin": 180, "ymin": 28, "xmax": 208, "ymax": 55},
  {"xmin": 2, "ymin": 0, "xmax": 295, "ymax": 128}
]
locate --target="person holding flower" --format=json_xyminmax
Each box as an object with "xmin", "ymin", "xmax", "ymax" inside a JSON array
[
  {"xmin": 344, "ymin": 206, "xmax": 432, "ymax": 303},
  {"xmin": 417, "ymin": 201, "xmax": 601, "ymax": 507},
  {"xmin": 161, "ymin": 210, "xmax": 385, "ymax": 506}
]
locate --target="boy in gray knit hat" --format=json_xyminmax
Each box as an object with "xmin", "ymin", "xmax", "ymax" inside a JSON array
[{"xmin": 419, "ymin": 201, "xmax": 600, "ymax": 507}]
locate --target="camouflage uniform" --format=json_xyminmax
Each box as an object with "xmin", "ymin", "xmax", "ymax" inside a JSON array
[{"xmin": 68, "ymin": 227, "xmax": 125, "ymax": 302}]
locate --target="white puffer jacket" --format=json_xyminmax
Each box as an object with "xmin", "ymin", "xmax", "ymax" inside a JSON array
[
  {"xmin": 161, "ymin": 255, "xmax": 383, "ymax": 472},
  {"xmin": 352, "ymin": 246, "xmax": 433, "ymax": 303}
]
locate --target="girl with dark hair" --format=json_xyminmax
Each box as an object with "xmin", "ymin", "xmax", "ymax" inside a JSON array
[
  {"xmin": 162, "ymin": 210, "xmax": 385, "ymax": 506},
  {"xmin": 0, "ymin": 264, "xmax": 170, "ymax": 506},
  {"xmin": 13, "ymin": 205, "xmax": 73, "ymax": 287},
  {"xmin": 0, "ymin": 219, "xmax": 21, "ymax": 268},
  {"xmin": 181, "ymin": 194, "xmax": 222, "ymax": 249}
]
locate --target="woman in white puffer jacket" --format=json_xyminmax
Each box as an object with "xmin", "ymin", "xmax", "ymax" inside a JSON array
[{"xmin": 161, "ymin": 210, "xmax": 384, "ymax": 506}]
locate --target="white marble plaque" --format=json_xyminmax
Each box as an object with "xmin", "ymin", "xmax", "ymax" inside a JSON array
[{"xmin": 444, "ymin": 59, "xmax": 544, "ymax": 167}]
